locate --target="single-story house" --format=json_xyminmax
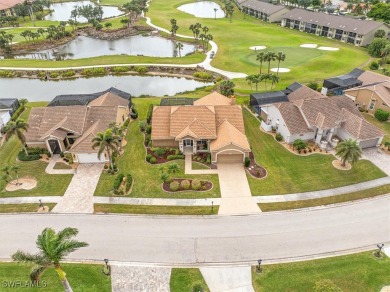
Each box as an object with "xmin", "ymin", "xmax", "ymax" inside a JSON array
[
  {"xmin": 260, "ymin": 84, "xmax": 384, "ymax": 148},
  {"xmin": 242, "ymin": 0, "xmax": 289, "ymax": 22},
  {"xmin": 281, "ymin": 8, "xmax": 390, "ymax": 46},
  {"xmin": 0, "ymin": 0, "xmax": 25, "ymax": 17},
  {"xmin": 151, "ymin": 92, "xmax": 251, "ymax": 163},
  {"xmin": 344, "ymin": 71, "xmax": 390, "ymax": 113},
  {"xmin": 322, "ymin": 68, "xmax": 365, "ymax": 95},
  {"xmin": 0, "ymin": 98, "xmax": 20, "ymax": 137},
  {"xmin": 25, "ymin": 89, "xmax": 131, "ymax": 163}
]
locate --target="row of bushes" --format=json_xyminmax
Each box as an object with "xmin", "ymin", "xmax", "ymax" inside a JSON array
[
  {"xmin": 167, "ymin": 154, "xmax": 184, "ymax": 160},
  {"xmin": 169, "ymin": 179, "xmax": 202, "ymax": 191},
  {"xmin": 193, "ymin": 71, "xmax": 213, "ymax": 81},
  {"xmin": 146, "ymin": 154, "xmax": 157, "ymax": 164},
  {"xmin": 0, "ymin": 70, "xmax": 15, "ymax": 78},
  {"xmin": 18, "ymin": 147, "xmax": 51, "ymax": 161}
]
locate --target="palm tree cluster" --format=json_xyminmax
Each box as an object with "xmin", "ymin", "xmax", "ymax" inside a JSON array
[
  {"xmin": 188, "ymin": 23, "xmax": 213, "ymax": 51},
  {"xmin": 18, "ymin": 24, "xmax": 71, "ymax": 43},
  {"xmin": 222, "ymin": 0, "xmax": 235, "ymax": 22},
  {"xmin": 170, "ymin": 18, "xmax": 179, "ymax": 36},
  {"xmin": 246, "ymin": 73, "xmax": 280, "ymax": 91},
  {"xmin": 256, "ymin": 51, "xmax": 286, "ymax": 75}
]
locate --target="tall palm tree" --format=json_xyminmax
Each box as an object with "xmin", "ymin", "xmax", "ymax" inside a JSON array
[
  {"xmin": 12, "ymin": 227, "xmax": 88, "ymax": 292},
  {"xmin": 265, "ymin": 51, "xmax": 276, "ymax": 73},
  {"xmin": 269, "ymin": 74, "xmax": 280, "ymax": 89},
  {"xmin": 246, "ymin": 75, "xmax": 254, "ymax": 90},
  {"xmin": 253, "ymin": 74, "xmax": 262, "ymax": 91},
  {"xmin": 92, "ymin": 128, "xmax": 120, "ymax": 170},
  {"xmin": 256, "ymin": 52, "xmax": 265, "ymax": 74},
  {"xmin": 261, "ymin": 73, "xmax": 271, "ymax": 90},
  {"xmin": 176, "ymin": 42, "xmax": 184, "ymax": 57},
  {"xmin": 275, "ymin": 51, "xmax": 286, "ymax": 76},
  {"xmin": 381, "ymin": 44, "xmax": 390, "ymax": 65},
  {"xmin": 335, "ymin": 139, "xmax": 362, "ymax": 167},
  {"xmin": 3, "ymin": 119, "xmax": 29, "ymax": 156}
]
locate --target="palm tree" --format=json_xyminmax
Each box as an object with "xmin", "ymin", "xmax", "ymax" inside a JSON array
[
  {"xmin": 12, "ymin": 227, "xmax": 88, "ymax": 292},
  {"xmin": 168, "ymin": 163, "xmax": 179, "ymax": 173},
  {"xmin": 253, "ymin": 74, "xmax": 262, "ymax": 91},
  {"xmin": 1, "ymin": 165, "xmax": 20, "ymax": 185},
  {"xmin": 275, "ymin": 51, "xmax": 286, "ymax": 76},
  {"xmin": 335, "ymin": 139, "xmax": 362, "ymax": 167},
  {"xmin": 269, "ymin": 74, "xmax": 280, "ymax": 89},
  {"xmin": 261, "ymin": 73, "xmax": 271, "ymax": 90},
  {"xmin": 256, "ymin": 52, "xmax": 265, "ymax": 74},
  {"xmin": 19, "ymin": 98, "xmax": 28, "ymax": 107},
  {"xmin": 92, "ymin": 128, "xmax": 120, "ymax": 170},
  {"xmin": 176, "ymin": 42, "xmax": 184, "ymax": 57},
  {"xmin": 380, "ymin": 44, "xmax": 390, "ymax": 65},
  {"xmin": 264, "ymin": 51, "xmax": 276, "ymax": 73},
  {"xmin": 3, "ymin": 119, "xmax": 29, "ymax": 156},
  {"xmin": 246, "ymin": 75, "xmax": 254, "ymax": 90}
]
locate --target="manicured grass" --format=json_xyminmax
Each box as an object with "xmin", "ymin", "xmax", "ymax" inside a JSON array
[
  {"xmin": 0, "ymin": 102, "xmax": 73, "ymax": 198},
  {"xmin": 243, "ymin": 109, "xmax": 386, "ymax": 195},
  {"xmin": 147, "ymin": 0, "xmax": 370, "ymax": 92},
  {"xmin": 0, "ymin": 203, "xmax": 56, "ymax": 213},
  {"xmin": 191, "ymin": 162, "xmax": 210, "ymax": 170},
  {"xmin": 0, "ymin": 262, "xmax": 111, "ymax": 292},
  {"xmin": 170, "ymin": 268, "xmax": 209, "ymax": 292},
  {"xmin": 53, "ymin": 162, "xmax": 73, "ymax": 169},
  {"xmin": 252, "ymin": 252, "xmax": 390, "ymax": 292},
  {"xmin": 94, "ymin": 97, "xmax": 221, "ymax": 198},
  {"xmin": 95, "ymin": 204, "xmax": 218, "ymax": 215},
  {"xmin": 259, "ymin": 184, "xmax": 390, "ymax": 212},
  {"xmin": 363, "ymin": 113, "xmax": 390, "ymax": 144}
]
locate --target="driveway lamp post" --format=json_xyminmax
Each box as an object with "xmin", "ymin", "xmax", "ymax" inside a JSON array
[
  {"xmin": 376, "ymin": 244, "xmax": 385, "ymax": 258},
  {"xmin": 214, "ymin": 8, "xmax": 218, "ymax": 20},
  {"xmin": 256, "ymin": 259, "xmax": 262, "ymax": 273},
  {"xmin": 103, "ymin": 258, "xmax": 111, "ymax": 275},
  {"xmin": 211, "ymin": 201, "xmax": 214, "ymax": 213}
]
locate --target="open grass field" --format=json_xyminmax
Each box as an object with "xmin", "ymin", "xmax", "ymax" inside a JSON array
[
  {"xmin": 95, "ymin": 204, "xmax": 218, "ymax": 215},
  {"xmin": 243, "ymin": 109, "xmax": 386, "ymax": 195},
  {"xmin": 0, "ymin": 102, "xmax": 73, "ymax": 198},
  {"xmin": 0, "ymin": 262, "xmax": 111, "ymax": 292},
  {"xmin": 170, "ymin": 268, "xmax": 209, "ymax": 292},
  {"xmin": 94, "ymin": 97, "xmax": 221, "ymax": 198},
  {"xmin": 252, "ymin": 252, "xmax": 390, "ymax": 291}
]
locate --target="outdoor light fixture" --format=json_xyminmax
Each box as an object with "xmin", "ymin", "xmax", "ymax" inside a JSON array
[
  {"xmin": 39, "ymin": 199, "xmax": 43, "ymax": 208},
  {"xmin": 256, "ymin": 259, "xmax": 262, "ymax": 273},
  {"xmin": 103, "ymin": 259, "xmax": 111, "ymax": 276},
  {"xmin": 374, "ymin": 244, "xmax": 385, "ymax": 258}
]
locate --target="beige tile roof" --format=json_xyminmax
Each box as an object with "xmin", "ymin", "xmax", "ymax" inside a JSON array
[
  {"xmin": 0, "ymin": 0, "xmax": 24, "ymax": 10},
  {"xmin": 88, "ymin": 92, "xmax": 129, "ymax": 107},
  {"xmin": 341, "ymin": 108, "xmax": 383, "ymax": 140},
  {"xmin": 175, "ymin": 118, "xmax": 216, "ymax": 140},
  {"xmin": 210, "ymin": 120, "xmax": 250, "ymax": 152},
  {"xmin": 287, "ymin": 86, "xmax": 324, "ymax": 102},
  {"xmin": 275, "ymin": 102, "xmax": 312, "ymax": 134},
  {"xmin": 358, "ymin": 71, "xmax": 390, "ymax": 86},
  {"xmin": 215, "ymin": 105, "xmax": 246, "ymax": 133},
  {"xmin": 194, "ymin": 91, "xmax": 232, "ymax": 106},
  {"xmin": 70, "ymin": 121, "xmax": 101, "ymax": 153},
  {"xmin": 151, "ymin": 106, "xmax": 172, "ymax": 140}
]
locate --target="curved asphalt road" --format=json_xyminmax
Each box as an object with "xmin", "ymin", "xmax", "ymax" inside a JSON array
[{"xmin": 1, "ymin": 196, "xmax": 389, "ymax": 266}]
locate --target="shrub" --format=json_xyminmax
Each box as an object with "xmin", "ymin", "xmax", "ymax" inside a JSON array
[
  {"xmin": 167, "ymin": 154, "xmax": 184, "ymax": 160},
  {"xmin": 35, "ymin": 12, "xmax": 44, "ymax": 20},
  {"xmin": 146, "ymin": 125, "xmax": 152, "ymax": 134},
  {"xmin": 275, "ymin": 133, "xmax": 283, "ymax": 142},
  {"xmin": 206, "ymin": 153, "xmax": 211, "ymax": 164},
  {"xmin": 154, "ymin": 147, "xmax": 165, "ymax": 157},
  {"xmin": 104, "ymin": 22, "xmax": 112, "ymax": 28},
  {"xmin": 161, "ymin": 173, "xmax": 171, "ymax": 183},
  {"xmin": 149, "ymin": 157, "xmax": 156, "ymax": 164},
  {"xmin": 369, "ymin": 61, "xmax": 379, "ymax": 70},
  {"xmin": 244, "ymin": 157, "xmax": 250, "ymax": 167},
  {"xmin": 62, "ymin": 70, "xmax": 75, "ymax": 77},
  {"xmin": 11, "ymin": 106, "xmax": 25, "ymax": 121},
  {"xmin": 192, "ymin": 179, "xmax": 201, "ymax": 190},
  {"xmin": 193, "ymin": 71, "xmax": 213, "ymax": 80},
  {"xmin": 169, "ymin": 181, "xmax": 179, "ymax": 191},
  {"xmin": 307, "ymin": 81, "xmax": 319, "ymax": 91},
  {"xmin": 81, "ymin": 67, "xmax": 106, "ymax": 76},
  {"xmin": 374, "ymin": 108, "xmax": 390, "ymax": 121},
  {"xmin": 60, "ymin": 151, "xmax": 64, "ymax": 158},
  {"xmin": 0, "ymin": 70, "xmax": 14, "ymax": 78},
  {"xmin": 145, "ymin": 134, "xmax": 151, "ymax": 146},
  {"xmin": 181, "ymin": 179, "xmax": 190, "ymax": 190},
  {"xmin": 111, "ymin": 66, "xmax": 130, "ymax": 73},
  {"xmin": 134, "ymin": 66, "xmax": 148, "ymax": 74},
  {"xmin": 138, "ymin": 120, "xmax": 147, "ymax": 131},
  {"xmin": 293, "ymin": 139, "xmax": 307, "ymax": 150},
  {"xmin": 37, "ymin": 71, "xmax": 46, "ymax": 78},
  {"xmin": 146, "ymin": 104, "xmax": 153, "ymax": 124},
  {"xmin": 113, "ymin": 173, "xmax": 124, "ymax": 190},
  {"xmin": 125, "ymin": 174, "xmax": 133, "ymax": 192},
  {"xmin": 49, "ymin": 72, "xmax": 59, "ymax": 78},
  {"xmin": 130, "ymin": 107, "xmax": 138, "ymax": 119},
  {"xmin": 368, "ymin": 38, "xmax": 390, "ymax": 58},
  {"xmin": 145, "ymin": 154, "xmax": 153, "ymax": 162},
  {"xmin": 64, "ymin": 153, "xmax": 73, "ymax": 164},
  {"xmin": 123, "ymin": 118, "xmax": 130, "ymax": 128},
  {"xmin": 18, "ymin": 150, "xmax": 40, "ymax": 161}
]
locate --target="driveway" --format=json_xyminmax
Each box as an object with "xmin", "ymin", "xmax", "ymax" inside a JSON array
[
  {"xmin": 217, "ymin": 163, "xmax": 261, "ymax": 215},
  {"xmin": 51, "ymin": 164, "xmax": 104, "ymax": 213},
  {"xmin": 363, "ymin": 148, "xmax": 390, "ymax": 176}
]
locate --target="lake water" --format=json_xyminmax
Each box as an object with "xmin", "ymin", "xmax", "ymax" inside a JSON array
[
  {"xmin": 4, "ymin": 35, "xmax": 196, "ymax": 60},
  {"xmin": 45, "ymin": 1, "xmax": 123, "ymax": 22},
  {"xmin": 0, "ymin": 75, "xmax": 212, "ymax": 101},
  {"xmin": 177, "ymin": 1, "xmax": 225, "ymax": 18}
]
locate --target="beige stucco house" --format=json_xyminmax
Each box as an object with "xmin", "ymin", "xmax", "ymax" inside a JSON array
[
  {"xmin": 151, "ymin": 92, "xmax": 251, "ymax": 163},
  {"xmin": 0, "ymin": 0, "xmax": 25, "ymax": 17},
  {"xmin": 25, "ymin": 90, "xmax": 131, "ymax": 163}
]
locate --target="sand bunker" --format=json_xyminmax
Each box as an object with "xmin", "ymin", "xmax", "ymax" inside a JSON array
[
  {"xmin": 6, "ymin": 177, "xmax": 37, "ymax": 191},
  {"xmin": 249, "ymin": 46, "xmax": 267, "ymax": 50},
  {"xmin": 318, "ymin": 46, "xmax": 339, "ymax": 51},
  {"xmin": 300, "ymin": 44, "xmax": 318, "ymax": 48},
  {"xmin": 332, "ymin": 159, "xmax": 351, "ymax": 170},
  {"xmin": 270, "ymin": 68, "xmax": 291, "ymax": 73}
]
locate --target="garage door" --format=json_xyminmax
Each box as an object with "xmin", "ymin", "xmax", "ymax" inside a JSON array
[
  {"xmin": 359, "ymin": 138, "xmax": 380, "ymax": 149},
  {"xmin": 77, "ymin": 153, "xmax": 104, "ymax": 163},
  {"xmin": 217, "ymin": 154, "xmax": 244, "ymax": 163}
]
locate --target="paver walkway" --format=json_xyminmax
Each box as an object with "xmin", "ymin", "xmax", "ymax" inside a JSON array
[
  {"xmin": 51, "ymin": 164, "xmax": 104, "ymax": 213},
  {"xmin": 185, "ymin": 154, "xmax": 218, "ymax": 175},
  {"xmin": 217, "ymin": 163, "xmax": 261, "ymax": 215},
  {"xmin": 200, "ymin": 266, "xmax": 254, "ymax": 292},
  {"xmin": 111, "ymin": 264, "xmax": 171, "ymax": 292},
  {"xmin": 45, "ymin": 155, "xmax": 75, "ymax": 175},
  {"xmin": 363, "ymin": 148, "xmax": 390, "ymax": 176}
]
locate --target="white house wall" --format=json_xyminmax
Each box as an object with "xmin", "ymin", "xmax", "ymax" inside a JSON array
[{"xmin": 265, "ymin": 105, "xmax": 291, "ymax": 141}]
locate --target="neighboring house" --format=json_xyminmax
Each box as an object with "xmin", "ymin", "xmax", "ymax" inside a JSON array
[
  {"xmin": 281, "ymin": 8, "xmax": 390, "ymax": 46},
  {"xmin": 151, "ymin": 92, "xmax": 251, "ymax": 163},
  {"xmin": 25, "ymin": 89, "xmax": 131, "ymax": 163},
  {"xmin": 0, "ymin": 98, "xmax": 20, "ymax": 137},
  {"xmin": 260, "ymin": 84, "xmax": 384, "ymax": 148},
  {"xmin": 322, "ymin": 68, "xmax": 365, "ymax": 95},
  {"xmin": 0, "ymin": 0, "xmax": 25, "ymax": 17},
  {"xmin": 242, "ymin": 0, "xmax": 289, "ymax": 22},
  {"xmin": 344, "ymin": 71, "xmax": 390, "ymax": 113}
]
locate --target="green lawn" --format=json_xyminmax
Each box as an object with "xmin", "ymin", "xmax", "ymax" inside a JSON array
[
  {"xmin": 243, "ymin": 109, "xmax": 386, "ymax": 195},
  {"xmin": 95, "ymin": 204, "xmax": 218, "ymax": 215},
  {"xmin": 94, "ymin": 97, "xmax": 221, "ymax": 198},
  {"xmin": 363, "ymin": 113, "xmax": 390, "ymax": 144},
  {"xmin": 0, "ymin": 263, "xmax": 111, "ymax": 292},
  {"xmin": 0, "ymin": 203, "xmax": 56, "ymax": 213},
  {"xmin": 170, "ymin": 268, "xmax": 209, "ymax": 292},
  {"xmin": 0, "ymin": 102, "xmax": 73, "ymax": 198},
  {"xmin": 259, "ymin": 184, "xmax": 390, "ymax": 211},
  {"xmin": 252, "ymin": 252, "xmax": 390, "ymax": 291},
  {"xmin": 53, "ymin": 162, "xmax": 73, "ymax": 170}
]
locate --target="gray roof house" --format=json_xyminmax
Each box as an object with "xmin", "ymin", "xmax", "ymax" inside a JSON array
[
  {"xmin": 242, "ymin": 0, "xmax": 289, "ymax": 22},
  {"xmin": 281, "ymin": 8, "xmax": 390, "ymax": 46}
]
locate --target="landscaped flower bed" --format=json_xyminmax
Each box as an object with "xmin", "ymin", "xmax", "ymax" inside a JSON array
[
  {"xmin": 163, "ymin": 178, "xmax": 212, "ymax": 192},
  {"xmin": 192, "ymin": 153, "xmax": 217, "ymax": 169},
  {"xmin": 146, "ymin": 147, "xmax": 184, "ymax": 164},
  {"xmin": 245, "ymin": 152, "xmax": 267, "ymax": 179}
]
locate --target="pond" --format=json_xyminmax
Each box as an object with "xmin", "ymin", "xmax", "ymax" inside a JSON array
[
  {"xmin": 177, "ymin": 1, "xmax": 225, "ymax": 18},
  {"xmin": 45, "ymin": 1, "xmax": 123, "ymax": 22},
  {"xmin": 4, "ymin": 35, "xmax": 196, "ymax": 60},
  {"xmin": 0, "ymin": 75, "xmax": 213, "ymax": 101}
]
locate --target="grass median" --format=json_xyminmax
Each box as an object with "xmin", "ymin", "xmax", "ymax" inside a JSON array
[{"xmin": 94, "ymin": 204, "xmax": 218, "ymax": 215}]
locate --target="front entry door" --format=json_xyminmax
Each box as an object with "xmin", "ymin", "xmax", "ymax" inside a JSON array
[
  {"xmin": 183, "ymin": 139, "xmax": 193, "ymax": 147},
  {"xmin": 48, "ymin": 139, "xmax": 61, "ymax": 154}
]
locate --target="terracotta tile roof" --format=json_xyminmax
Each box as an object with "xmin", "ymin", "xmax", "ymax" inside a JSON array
[
  {"xmin": 275, "ymin": 102, "xmax": 312, "ymax": 134},
  {"xmin": 215, "ymin": 105, "xmax": 246, "ymax": 133},
  {"xmin": 88, "ymin": 92, "xmax": 129, "ymax": 107},
  {"xmin": 287, "ymin": 85, "xmax": 324, "ymax": 102},
  {"xmin": 341, "ymin": 108, "xmax": 383, "ymax": 140},
  {"xmin": 151, "ymin": 106, "xmax": 171, "ymax": 140},
  {"xmin": 210, "ymin": 120, "xmax": 250, "ymax": 151},
  {"xmin": 193, "ymin": 91, "xmax": 232, "ymax": 106},
  {"xmin": 175, "ymin": 118, "xmax": 217, "ymax": 140},
  {"xmin": 70, "ymin": 121, "xmax": 101, "ymax": 153},
  {"xmin": 357, "ymin": 71, "xmax": 390, "ymax": 86},
  {"xmin": 0, "ymin": 0, "xmax": 25, "ymax": 10}
]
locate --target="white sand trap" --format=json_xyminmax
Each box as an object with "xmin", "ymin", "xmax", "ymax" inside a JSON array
[
  {"xmin": 249, "ymin": 46, "xmax": 266, "ymax": 50},
  {"xmin": 318, "ymin": 46, "xmax": 339, "ymax": 51},
  {"xmin": 300, "ymin": 44, "xmax": 317, "ymax": 48},
  {"xmin": 271, "ymin": 68, "xmax": 290, "ymax": 73}
]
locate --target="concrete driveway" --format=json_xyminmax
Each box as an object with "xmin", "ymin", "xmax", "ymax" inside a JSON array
[
  {"xmin": 363, "ymin": 148, "xmax": 390, "ymax": 176},
  {"xmin": 217, "ymin": 163, "xmax": 261, "ymax": 215}
]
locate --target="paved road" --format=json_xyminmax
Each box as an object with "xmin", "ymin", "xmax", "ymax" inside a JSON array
[{"xmin": 1, "ymin": 195, "xmax": 389, "ymax": 265}]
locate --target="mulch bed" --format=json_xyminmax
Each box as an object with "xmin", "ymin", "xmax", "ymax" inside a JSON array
[
  {"xmin": 245, "ymin": 152, "xmax": 267, "ymax": 178},
  {"xmin": 192, "ymin": 153, "xmax": 217, "ymax": 169},
  {"xmin": 163, "ymin": 178, "xmax": 212, "ymax": 192},
  {"xmin": 147, "ymin": 148, "xmax": 184, "ymax": 164}
]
